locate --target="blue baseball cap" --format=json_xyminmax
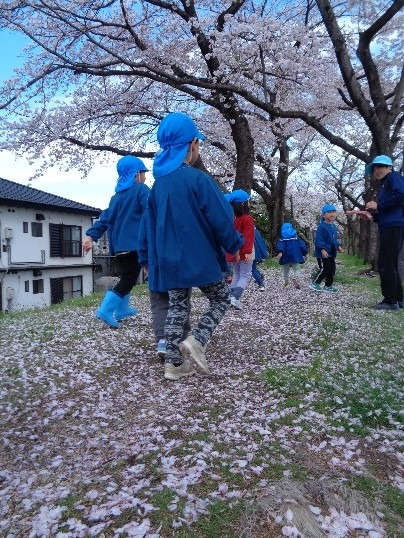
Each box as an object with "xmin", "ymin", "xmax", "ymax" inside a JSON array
[
  {"xmin": 365, "ymin": 155, "xmax": 393, "ymax": 175},
  {"xmin": 153, "ymin": 113, "xmax": 205, "ymax": 178},
  {"xmin": 281, "ymin": 223, "xmax": 297, "ymax": 239},
  {"xmin": 228, "ymin": 189, "xmax": 250, "ymax": 203},
  {"xmin": 322, "ymin": 204, "xmax": 337, "ymax": 214}
]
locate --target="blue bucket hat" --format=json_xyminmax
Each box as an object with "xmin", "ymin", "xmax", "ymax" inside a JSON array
[
  {"xmin": 322, "ymin": 204, "xmax": 337, "ymax": 214},
  {"xmin": 365, "ymin": 155, "xmax": 393, "ymax": 175},
  {"xmin": 281, "ymin": 223, "xmax": 297, "ymax": 239},
  {"xmin": 153, "ymin": 112, "xmax": 205, "ymax": 178},
  {"xmin": 228, "ymin": 189, "xmax": 250, "ymax": 203},
  {"xmin": 115, "ymin": 155, "xmax": 149, "ymax": 192}
]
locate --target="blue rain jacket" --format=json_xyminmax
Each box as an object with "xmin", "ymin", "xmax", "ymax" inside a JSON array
[
  {"xmin": 140, "ymin": 164, "xmax": 244, "ymax": 290},
  {"xmin": 86, "ymin": 182, "xmax": 150, "ymax": 255}
]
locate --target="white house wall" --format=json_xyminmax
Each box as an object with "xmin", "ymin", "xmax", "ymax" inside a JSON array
[
  {"xmin": 1, "ymin": 267, "xmax": 94, "ymax": 311},
  {"xmin": 0, "ymin": 207, "xmax": 93, "ymax": 266},
  {"xmin": 0, "ymin": 205, "xmax": 95, "ymax": 312}
]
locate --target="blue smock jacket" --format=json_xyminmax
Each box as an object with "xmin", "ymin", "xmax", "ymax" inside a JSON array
[
  {"xmin": 314, "ymin": 220, "xmax": 340, "ymax": 258},
  {"xmin": 372, "ymin": 171, "xmax": 404, "ymax": 231},
  {"xmin": 86, "ymin": 182, "xmax": 150, "ymax": 255},
  {"xmin": 140, "ymin": 164, "xmax": 244, "ymax": 290},
  {"xmin": 276, "ymin": 236, "xmax": 308, "ymax": 264}
]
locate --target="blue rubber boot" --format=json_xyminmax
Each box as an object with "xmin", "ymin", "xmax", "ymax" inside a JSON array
[
  {"xmin": 95, "ymin": 290, "xmax": 122, "ymax": 328},
  {"xmin": 115, "ymin": 294, "xmax": 138, "ymax": 321}
]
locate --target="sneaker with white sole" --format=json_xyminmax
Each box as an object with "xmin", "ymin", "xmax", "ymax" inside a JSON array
[
  {"xmin": 164, "ymin": 359, "xmax": 196, "ymax": 380},
  {"xmin": 259, "ymin": 286, "xmax": 265, "ymax": 291},
  {"xmin": 324, "ymin": 285, "xmax": 338, "ymax": 293},
  {"xmin": 157, "ymin": 339, "xmax": 167, "ymax": 362},
  {"xmin": 230, "ymin": 296, "xmax": 242, "ymax": 309},
  {"xmin": 309, "ymin": 283, "xmax": 323, "ymax": 292},
  {"xmin": 179, "ymin": 335, "xmax": 209, "ymax": 374}
]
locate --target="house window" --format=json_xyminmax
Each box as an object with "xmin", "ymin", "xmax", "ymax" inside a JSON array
[
  {"xmin": 25, "ymin": 281, "xmax": 29, "ymax": 292},
  {"xmin": 31, "ymin": 222, "xmax": 43, "ymax": 237},
  {"xmin": 23, "ymin": 222, "xmax": 28, "ymax": 233},
  {"xmin": 33, "ymin": 279, "xmax": 44, "ymax": 294},
  {"xmin": 50, "ymin": 276, "xmax": 83, "ymax": 304},
  {"xmin": 49, "ymin": 224, "xmax": 82, "ymax": 257}
]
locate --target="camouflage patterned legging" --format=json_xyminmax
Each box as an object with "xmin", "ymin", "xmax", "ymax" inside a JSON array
[{"xmin": 165, "ymin": 280, "xmax": 230, "ymax": 364}]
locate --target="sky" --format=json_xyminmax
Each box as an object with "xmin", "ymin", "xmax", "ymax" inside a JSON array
[{"xmin": 0, "ymin": 30, "xmax": 153, "ymax": 210}]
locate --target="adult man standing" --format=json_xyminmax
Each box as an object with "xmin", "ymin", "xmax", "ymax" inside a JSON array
[{"xmin": 365, "ymin": 155, "xmax": 404, "ymax": 310}]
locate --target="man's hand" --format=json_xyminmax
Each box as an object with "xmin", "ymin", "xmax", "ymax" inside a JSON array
[{"xmin": 321, "ymin": 249, "xmax": 328, "ymax": 258}]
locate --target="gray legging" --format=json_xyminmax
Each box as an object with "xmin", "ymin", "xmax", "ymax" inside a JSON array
[
  {"xmin": 165, "ymin": 280, "xmax": 230, "ymax": 365},
  {"xmin": 149, "ymin": 290, "xmax": 191, "ymax": 343}
]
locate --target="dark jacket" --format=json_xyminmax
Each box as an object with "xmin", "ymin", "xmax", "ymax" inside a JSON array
[{"xmin": 373, "ymin": 171, "xmax": 404, "ymax": 231}]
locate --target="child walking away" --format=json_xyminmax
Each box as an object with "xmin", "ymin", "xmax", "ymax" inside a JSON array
[
  {"xmin": 144, "ymin": 112, "xmax": 244, "ymax": 380},
  {"xmin": 83, "ymin": 155, "xmax": 150, "ymax": 328},
  {"xmin": 276, "ymin": 223, "xmax": 308, "ymax": 288},
  {"xmin": 310, "ymin": 204, "xmax": 344, "ymax": 293},
  {"xmin": 225, "ymin": 189, "xmax": 255, "ymax": 309},
  {"xmin": 252, "ymin": 227, "xmax": 269, "ymax": 291}
]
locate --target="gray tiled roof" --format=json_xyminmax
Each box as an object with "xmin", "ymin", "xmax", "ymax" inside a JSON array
[{"xmin": 0, "ymin": 177, "xmax": 101, "ymax": 216}]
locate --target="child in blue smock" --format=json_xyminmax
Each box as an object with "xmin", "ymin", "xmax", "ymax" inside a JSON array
[
  {"xmin": 276, "ymin": 223, "xmax": 308, "ymax": 289},
  {"xmin": 142, "ymin": 112, "xmax": 244, "ymax": 381},
  {"xmin": 83, "ymin": 155, "xmax": 150, "ymax": 327},
  {"xmin": 310, "ymin": 204, "xmax": 344, "ymax": 293}
]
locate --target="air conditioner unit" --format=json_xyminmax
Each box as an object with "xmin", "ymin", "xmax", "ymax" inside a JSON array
[
  {"xmin": 6, "ymin": 287, "xmax": 15, "ymax": 299},
  {"xmin": 4, "ymin": 227, "xmax": 13, "ymax": 239}
]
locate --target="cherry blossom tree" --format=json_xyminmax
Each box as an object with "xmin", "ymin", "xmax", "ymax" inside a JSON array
[{"xmin": 0, "ymin": 0, "xmax": 402, "ymax": 260}]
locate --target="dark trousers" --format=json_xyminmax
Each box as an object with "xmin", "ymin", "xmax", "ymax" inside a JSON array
[
  {"xmin": 314, "ymin": 257, "xmax": 336, "ymax": 287},
  {"xmin": 378, "ymin": 227, "xmax": 404, "ymax": 303},
  {"xmin": 113, "ymin": 251, "xmax": 141, "ymax": 297}
]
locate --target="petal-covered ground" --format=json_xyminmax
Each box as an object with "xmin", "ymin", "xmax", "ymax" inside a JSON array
[{"xmin": 0, "ymin": 261, "xmax": 403, "ymax": 537}]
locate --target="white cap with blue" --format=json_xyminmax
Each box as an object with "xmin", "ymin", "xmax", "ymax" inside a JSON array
[{"xmin": 365, "ymin": 155, "xmax": 393, "ymax": 175}]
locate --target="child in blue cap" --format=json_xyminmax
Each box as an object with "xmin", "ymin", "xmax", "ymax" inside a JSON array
[
  {"xmin": 142, "ymin": 112, "xmax": 244, "ymax": 380},
  {"xmin": 310, "ymin": 204, "xmax": 344, "ymax": 293},
  {"xmin": 83, "ymin": 155, "xmax": 150, "ymax": 327},
  {"xmin": 275, "ymin": 223, "xmax": 308, "ymax": 288}
]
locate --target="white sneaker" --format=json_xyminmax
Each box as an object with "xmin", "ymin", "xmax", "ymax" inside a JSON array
[
  {"xmin": 179, "ymin": 335, "xmax": 209, "ymax": 374},
  {"xmin": 230, "ymin": 296, "xmax": 242, "ymax": 309},
  {"xmin": 164, "ymin": 359, "xmax": 196, "ymax": 381},
  {"xmin": 259, "ymin": 286, "xmax": 265, "ymax": 291}
]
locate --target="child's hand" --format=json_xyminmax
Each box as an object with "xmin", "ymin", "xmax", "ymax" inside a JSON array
[
  {"xmin": 338, "ymin": 246, "xmax": 344, "ymax": 253},
  {"xmin": 276, "ymin": 252, "xmax": 282, "ymax": 259},
  {"xmin": 82, "ymin": 237, "xmax": 93, "ymax": 253},
  {"xmin": 233, "ymin": 251, "xmax": 240, "ymax": 262},
  {"xmin": 245, "ymin": 252, "xmax": 254, "ymax": 262}
]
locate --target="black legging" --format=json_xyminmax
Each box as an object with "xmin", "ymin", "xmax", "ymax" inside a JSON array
[
  {"xmin": 313, "ymin": 257, "xmax": 336, "ymax": 287},
  {"xmin": 113, "ymin": 251, "xmax": 142, "ymax": 297}
]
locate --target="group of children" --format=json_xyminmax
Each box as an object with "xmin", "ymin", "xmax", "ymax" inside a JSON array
[{"xmin": 84, "ymin": 112, "xmax": 345, "ymax": 381}]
